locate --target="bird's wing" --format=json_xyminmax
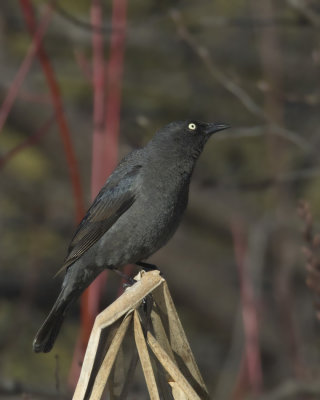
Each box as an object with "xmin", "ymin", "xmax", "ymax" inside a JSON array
[{"xmin": 56, "ymin": 163, "xmax": 142, "ymax": 275}]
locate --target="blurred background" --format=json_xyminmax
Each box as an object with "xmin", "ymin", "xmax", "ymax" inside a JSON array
[{"xmin": 1, "ymin": 0, "xmax": 320, "ymax": 399}]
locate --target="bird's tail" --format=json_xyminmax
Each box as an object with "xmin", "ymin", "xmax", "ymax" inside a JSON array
[
  {"xmin": 33, "ymin": 266, "xmax": 102, "ymax": 353},
  {"xmin": 33, "ymin": 291, "xmax": 71, "ymax": 353}
]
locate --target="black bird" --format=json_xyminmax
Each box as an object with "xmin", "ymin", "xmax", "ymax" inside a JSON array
[{"xmin": 33, "ymin": 120, "xmax": 229, "ymax": 353}]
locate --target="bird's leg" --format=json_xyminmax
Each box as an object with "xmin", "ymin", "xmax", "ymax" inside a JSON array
[
  {"xmin": 136, "ymin": 261, "xmax": 159, "ymax": 272},
  {"xmin": 113, "ymin": 269, "xmax": 136, "ymax": 286}
]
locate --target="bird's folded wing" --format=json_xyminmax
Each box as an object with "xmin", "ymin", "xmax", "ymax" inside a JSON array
[{"xmin": 56, "ymin": 164, "xmax": 142, "ymax": 275}]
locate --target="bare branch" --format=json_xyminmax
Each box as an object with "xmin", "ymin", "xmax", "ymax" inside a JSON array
[
  {"xmin": 287, "ymin": 0, "xmax": 320, "ymax": 27},
  {"xmin": 0, "ymin": 115, "xmax": 55, "ymax": 169},
  {"xmin": 0, "ymin": 4, "xmax": 53, "ymax": 134},
  {"xmin": 169, "ymin": 9, "xmax": 313, "ymax": 153}
]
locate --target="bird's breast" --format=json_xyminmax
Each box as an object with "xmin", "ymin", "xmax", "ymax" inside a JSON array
[{"xmin": 94, "ymin": 164, "xmax": 190, "ymax": 267}]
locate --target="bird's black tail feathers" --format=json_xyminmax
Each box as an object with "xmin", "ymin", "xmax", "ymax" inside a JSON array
[
  {"xmin": 33, "ymin": 293, "xmax": 70, "ymax": 353},
  {"xmin": 33, "ymin": 267, "xmax": 101, "ymax": 353}
]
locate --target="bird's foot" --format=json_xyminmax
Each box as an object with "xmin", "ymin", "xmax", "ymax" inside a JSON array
[
  {"xmin": 114, "ymin": 269, "xmax": 136, "ymax": 286},
  {"xmin": 136, "ymin": 261, "xmax": 159, "ymax": 272},
  {"xmin": 136, "ymin": 261, "xmax": 163, "ymax": 276}
]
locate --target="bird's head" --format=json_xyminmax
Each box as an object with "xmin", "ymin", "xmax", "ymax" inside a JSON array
[{"xmin": 151, "ymin": 120, "xmax": 229, "ymax": 160}]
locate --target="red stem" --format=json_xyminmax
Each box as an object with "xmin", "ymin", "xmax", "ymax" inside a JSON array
[
  {"xmin": 69, "ymin": 0, "xmax": 128, "ymax": 387},
  {"xmin": 103, "ymin": 0, "xmax": 127, "ymax": 177},
  {"xmin": 0, "ymin": 4, "xmax": 53, "ymax": 134},
  {"xmin": 85, "ymin": 0, "xmax": 128, "ymax": 346},
  {"xmin": 19, "ymin": 0, "xmax": 85, "ymax": 222},
  {"xmin": 81, "ymin": 0, "xmax": 107, "ymax": 349},
  {"xmin": 69, "ymin": 0, "xmax": 106, "ymax": 386},
  {"xmin": 231, "ymin": 220, "xmax": 263, "ymax": 397},
  {"xmin": 91, "ymin": 0, "xmax": 107, "ymax": 199},
  {"xmin": 85, "ymin": 0, "xmax": 127, "ymax": 331},
  {"xmin": 74, "ymin": 50, "xmax": 92, "ymax": 82}
]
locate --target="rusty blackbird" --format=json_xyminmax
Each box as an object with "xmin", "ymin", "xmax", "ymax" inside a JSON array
[{"xmin": 33, "ymin": 120, "xmax": 229, "ymax": 353}]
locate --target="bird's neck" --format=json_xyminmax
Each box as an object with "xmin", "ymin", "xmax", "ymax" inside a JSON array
[{"xmin": 146, "ymin": 140, "xmax": 200, "ymax": 178}]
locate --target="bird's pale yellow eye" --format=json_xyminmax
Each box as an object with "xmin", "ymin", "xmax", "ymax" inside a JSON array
[{"xmin": 188, "ymin": 123, "xmax": 196, "ymax": 131}]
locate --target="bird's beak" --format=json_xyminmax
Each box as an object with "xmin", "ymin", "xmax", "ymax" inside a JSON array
[{"xmin": 205, "ymin": 122, "xmax": 230, "ymax": 135}]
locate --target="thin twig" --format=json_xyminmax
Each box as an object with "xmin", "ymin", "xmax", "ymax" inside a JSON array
[
  {"xmin": 0, "ymin": 115, "xmax": 55, "ymax": 169},
  {"xmin": 201, "ymin": 166, "xmax": 320, "ymax": 192},
  {"xmin": 54, "ymin": 2, "xmax": 313, "ymax": 32},
  {"xmin": 0, "ymin": 4, "xmax": 53, "ymax": 134},
  {"xmin": 287, "ymin": 0, "xmax": 320, "ymax": 28},
  {"xmin": 19, "ymin": 0, "xmax": 85, "ymax": 223},
  {"xmin": 55, "ymin": 1, "xmax": 121, "ymax": 34},
  {"xmin": 169, "ymin": 9, "xmax": 313, "ymax": 153}
]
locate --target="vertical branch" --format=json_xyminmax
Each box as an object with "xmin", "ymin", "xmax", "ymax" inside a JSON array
[
  {"xmin": 86, "ymin": 0, "xmax": 128, "ymax": 330},
  {"xmin": 85, "ymin": 0, "xmax": 128, "ymax": 339},
  {"xmin": 231, "ymin": 219, "xmax": 263, "ymax": 398},
  {"xmin": 80, "ymin": 0, "xmax": 107, "ymax": 351},
  {"xmin": 90, "ymin": 0, "xmax": 107, "ymax": 199},
  {"xmin": 19, "ymin": 0, "xmax": 85, "ymax": 222},
  {"xmin": 103, "ymin": 0, "xmax": 127, "ymax": 177},
  {"xmin": 70, "ymin": 0, "xmax": 128, "ymax": 388},
  {"xmin": 69, "ymin": 1, "xmax": 107, "ymax": 387}
]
